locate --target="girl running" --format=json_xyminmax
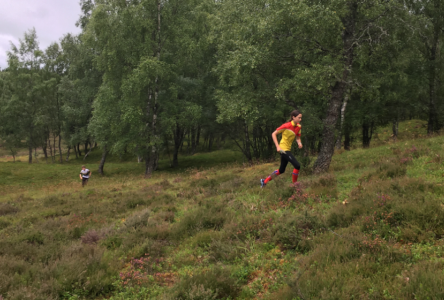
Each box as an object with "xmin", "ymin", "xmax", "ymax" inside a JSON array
[{"xmin": 261, "ymin": 110, "xmax": 303, "ymax": 187}]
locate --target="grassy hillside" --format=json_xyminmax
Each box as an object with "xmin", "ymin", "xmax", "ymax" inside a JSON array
[{"xmin": 1, "ymin": 121, "xmax": 444, "ymax": 299}]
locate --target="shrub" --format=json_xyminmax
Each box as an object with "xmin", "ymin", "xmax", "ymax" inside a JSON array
[
  {"xmin": 311, "ymin": 173, "xmax": 336, "ymax": 188},
  {"xmin": 224, "ymin": 214, "xmax": 274, "ymax": 241},
  {"xmin": 171, "ymin": 203, "xmax": 231, "ymax": 239},
  {"xmin": 190, "ymin": 230, "xmax": 219, "ymax": 248},
  {"xmin": 282, "ymin": 228, "xmax": 406, "ymax": 300},
  {"xmin": 124, "ymin": 208, "xmax": 151, "ymax": 229},
  {"xmin": 22, "ymin": 231, "xmax": 45, "ymax": 245},
  {"xmin": 398, "ymin": 261, "xmax": 444, "ymax": 298},
  {"xmin": 174, "ymin": 284, "xmax": 218, "ymax": 300},
  {"xmin": 0, "ymin": 218, "xmax": 11, "ymax": 230},
  {"xmin": 169, "ymin": 267, "xmax": 240, "ymax": 300},
  {"xmin": 219, "ymin": 176, "xmax": 244, "ymax": 192},
  {"xmin": 81, "ymin": 229, "xmax": 104, "ymax": 245},
  {"xmin": 208, "ymin": 238, "xmax": 246, "ymax": 262},
  {"xmin": 71, "ymin": 227, "xmax": 87, "ymax": 239},
  {"xmin": 43, "ymin": 195, "xmax": 66, "ymax": 207},
  {"xmin": 126, "ymin": 198, "xmax": 147, "ymax": 209},
  {"xmin": 135, "ymin": 239, "xmax": 168, "ymax": 258},
  {"xmin": 102, "ymin": 235, "xmax": 123, "ymax": 249},
  {"xmin": 0, "ymin": 203, "xmax": 19, "ymax": 216},
  {"xmin": 360, "ymin": 161, "xmax": 407, "ymax": 182},
  {"xmin": 54, "ymin": 244, "xmax": 118, "ymax": 297},
  {"xmin": 271, "ymin": 213, "xmax": 323, "ymax": 251}
]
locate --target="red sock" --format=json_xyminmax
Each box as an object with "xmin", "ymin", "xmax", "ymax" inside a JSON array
[
  {"xmin": 292, "ymin": 169, "xmax": 299, "ymax": 183},
  {"xmin": 264, "ymin": 170, "xmax": 280, "ymax": 184}
]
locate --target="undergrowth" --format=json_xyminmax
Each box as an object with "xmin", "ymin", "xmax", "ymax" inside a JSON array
[{"xmin": 1, "ymin": 123, "xmax": 444, "ymax": 299}]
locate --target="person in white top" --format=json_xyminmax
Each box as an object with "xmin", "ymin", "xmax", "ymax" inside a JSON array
[{"xmin": 79, "ymin": 165, "xmax": 91, "ymax": 187}]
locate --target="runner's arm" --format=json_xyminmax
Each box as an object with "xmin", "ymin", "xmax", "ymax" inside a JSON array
[
  {"xmin": 296, "ymin": 136, "xmax": 303, "ymax": 149},
  {"xmin": 79, "ymin": 173, "xmax": 82, "ymax": 180},
  {"xmin": 272, "ymin": 130, "xmax": 282, "ymax": 152}
]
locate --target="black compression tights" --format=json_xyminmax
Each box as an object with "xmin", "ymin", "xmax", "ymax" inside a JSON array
[{"xmin": 278, "ymin": 151, "xmax": 301, "ymax": 174}]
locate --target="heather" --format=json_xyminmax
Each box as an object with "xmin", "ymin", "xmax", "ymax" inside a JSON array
[{"xmin": 0, "ymin": 122, "xmax": 444, "ymax": 299}]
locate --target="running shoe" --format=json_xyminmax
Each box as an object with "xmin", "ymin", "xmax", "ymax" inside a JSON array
[{"xmin": 260, "ymin": 178, "xmax": 266, "ymax": 188}]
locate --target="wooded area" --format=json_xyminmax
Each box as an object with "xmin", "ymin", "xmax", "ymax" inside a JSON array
[{"xmin": 1, "ymin": 0, "xmax": 443, "ymax": 176}]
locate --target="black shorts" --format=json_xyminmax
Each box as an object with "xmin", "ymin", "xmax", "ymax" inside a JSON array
[{"xmin": 82, "ymin": 177, "xmax": 89, "ymax": 182}]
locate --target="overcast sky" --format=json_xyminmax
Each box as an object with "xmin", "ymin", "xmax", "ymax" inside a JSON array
[{"xmin": 0, "ymin": 0, "xmax": 82, "ymax": 69}]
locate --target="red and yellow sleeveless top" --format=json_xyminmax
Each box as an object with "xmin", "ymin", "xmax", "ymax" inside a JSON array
[{"xmin": 276, "ymin": 121, "xmax": 301, "ymax": 151}]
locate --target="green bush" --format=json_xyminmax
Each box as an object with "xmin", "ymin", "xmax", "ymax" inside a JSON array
[
  {"xmin": 208, "ymin": 238, "xmax": 246, "ymax": 262},
  {"xmin": 126, "ymin": 198, "xmax": 147, "ymax": 209},
  {"xmin": 0, "ymin": 203, "xmax": 19, "ymax": 216},
  {"xmin": 0, "ymin": 217, "xmax": 11, "ymax": 229},
  {"xmin": 171, "ymin": 203, "xmax": 231, "ymax": 239},
  {"xmin": 22, "ymin": 231, "xmax": 45, "ymax": 245},
  {"xmin": 169, "ymin": 267, "xmax": 240, "ymax": 300},
  {"xmin": 271, "ymin": 213, "xmax": 323, "ymax": 251},
  {"xmin": 224, "ymin": 214, "xmax": 274, "ymax": 241},
  {"xmin": 123, "ymin": 208, "xmax": 151, "ymax": 229},
  {"xmin": 102, "ymin": 235, "xmax": 123, "ymax": 249},
  {"xmin": 43, "ymin": 195, "xmax": 67, "ymax": 207}
]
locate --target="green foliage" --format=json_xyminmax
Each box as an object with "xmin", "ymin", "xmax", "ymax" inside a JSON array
[
  {"xmin": 169, "ymin": 267, "xmax": 241, "ymax": 300},
  {"xmin": 1, "ymin": 131, "xmax": 444, "ymax": 299},
  {"xmin": 172, "ymin": 202, "xmax": 231, "ymax": 238}
]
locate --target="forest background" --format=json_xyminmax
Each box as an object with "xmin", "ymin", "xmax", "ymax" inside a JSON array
[
  {"xmin": 1, "ymin": 0, "xmax": 443, "ymax": 176},
  {"xmin": 2, "ymin": 1, "xmax": 444, "ymax": 299}
]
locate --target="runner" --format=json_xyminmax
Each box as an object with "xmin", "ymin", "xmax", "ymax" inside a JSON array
[
  {"xmin": 260, "ymin": 110, "xmax": 303, "ymax": 188},
  {"xmin": 79, "ymin": 165, "xmax": 91, "ymax": 187}
]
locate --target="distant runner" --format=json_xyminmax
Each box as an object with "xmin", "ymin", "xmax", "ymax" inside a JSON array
[
  {"xmin": 261, "ymin": 110, "xmax": 303, "ymax": 188},
  {"xmin": 79, "ymin": 165, "xmax": 91, "ymax": 187}
]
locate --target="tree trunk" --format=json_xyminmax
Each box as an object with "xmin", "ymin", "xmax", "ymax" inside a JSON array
[
  {"xmin": 98, "ymin": 145, "xmax": 108, "ymax": 175},
  {"xmin": 427, "ymin": 18, "xmax": 440, "ymax": 134},
  {"xmin": 313, "ymin": 1, "xmax": 356, "ymax": 175},
  {"xmin": 362, "ymin": 121, "xmax": 374, "ymax": 148},
  {"xmin": 84, "ymin": 146, "xmax": 93, "ymax": 160},
  {"xmin": 392, "ymin": 119, "xmax": 398, "ymax": 142},
  {"xmin": 173, "ymin": 122, "xmax": 185, "ymax": 168},
  {"xmin": 66, "ymin": 146, "xmax": 71, "ymax": 161},
  {"xmin": 42, "ymin": 141, "xmax": 48, "ymax": 162},
  {"xmin": 144, "ymin": 0, "xmax": 161, "ymax": 178},
  {"xmin": 191, "ymin": 126, "xmax": 197, "ymax": 155},
  {"xmin": 344, "ymin": 125, "xmax": 351, "ymax": 151},
  {"xmin": 208, "ymin": 133, "xmax": 214, "ymax": 152},
  {"xmin": 77, "ymin": 143, "xmax": 82, "ymax": 156},
  {"xmin": 196, "ymin": 125, "xmax": 201, "ymax": 147},
  {"xmin": 362, "ymin": 122, "xmax": 371, "ymax": 148},
  {"xmin": 84, "ymin": 142, "xmax": 88, "ymax": 154},
  {"xmin": 53, "ymin": 134, "xmax": 57, "ymax": 162},
  {"xmin": 243, "ymin": 120, "xmax": 252, "ymax": 161},
  {"xmin": 252, "ymin": 124, "xmax": 261, "ymax": 159},
  {"xmin": 187, "ymin": 130, "xmax": 191, "ymax": 153},
  {"xmin": 28, "ymin": 145, "xmax": 33, "ymax": 164},
  {"xmin": 74, "ymin": 145, "xmax": 78, "ymax": 158},
  {"xmin": 336, "ymin": 93, "xmax": 349, "ymax": 150},
  {"xmin": 48, "ymin": 138, "xmax": 54, "ymax": 163},
  {"xmin": 58, "ymin": 135, "xmax": 63, "ymax": 163},
  {"xmin": 266, "ymin": 125, "xmax": 274, "ymax": 159}
]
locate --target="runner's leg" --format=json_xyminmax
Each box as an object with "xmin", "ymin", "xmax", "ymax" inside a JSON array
[
  {"xmin": 264, "ymin": 153, "xmax": 289, "ymax": 184},
  {"xmin": 285, "ymin": 152, "xmax": 301, "ymax": 183}
]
